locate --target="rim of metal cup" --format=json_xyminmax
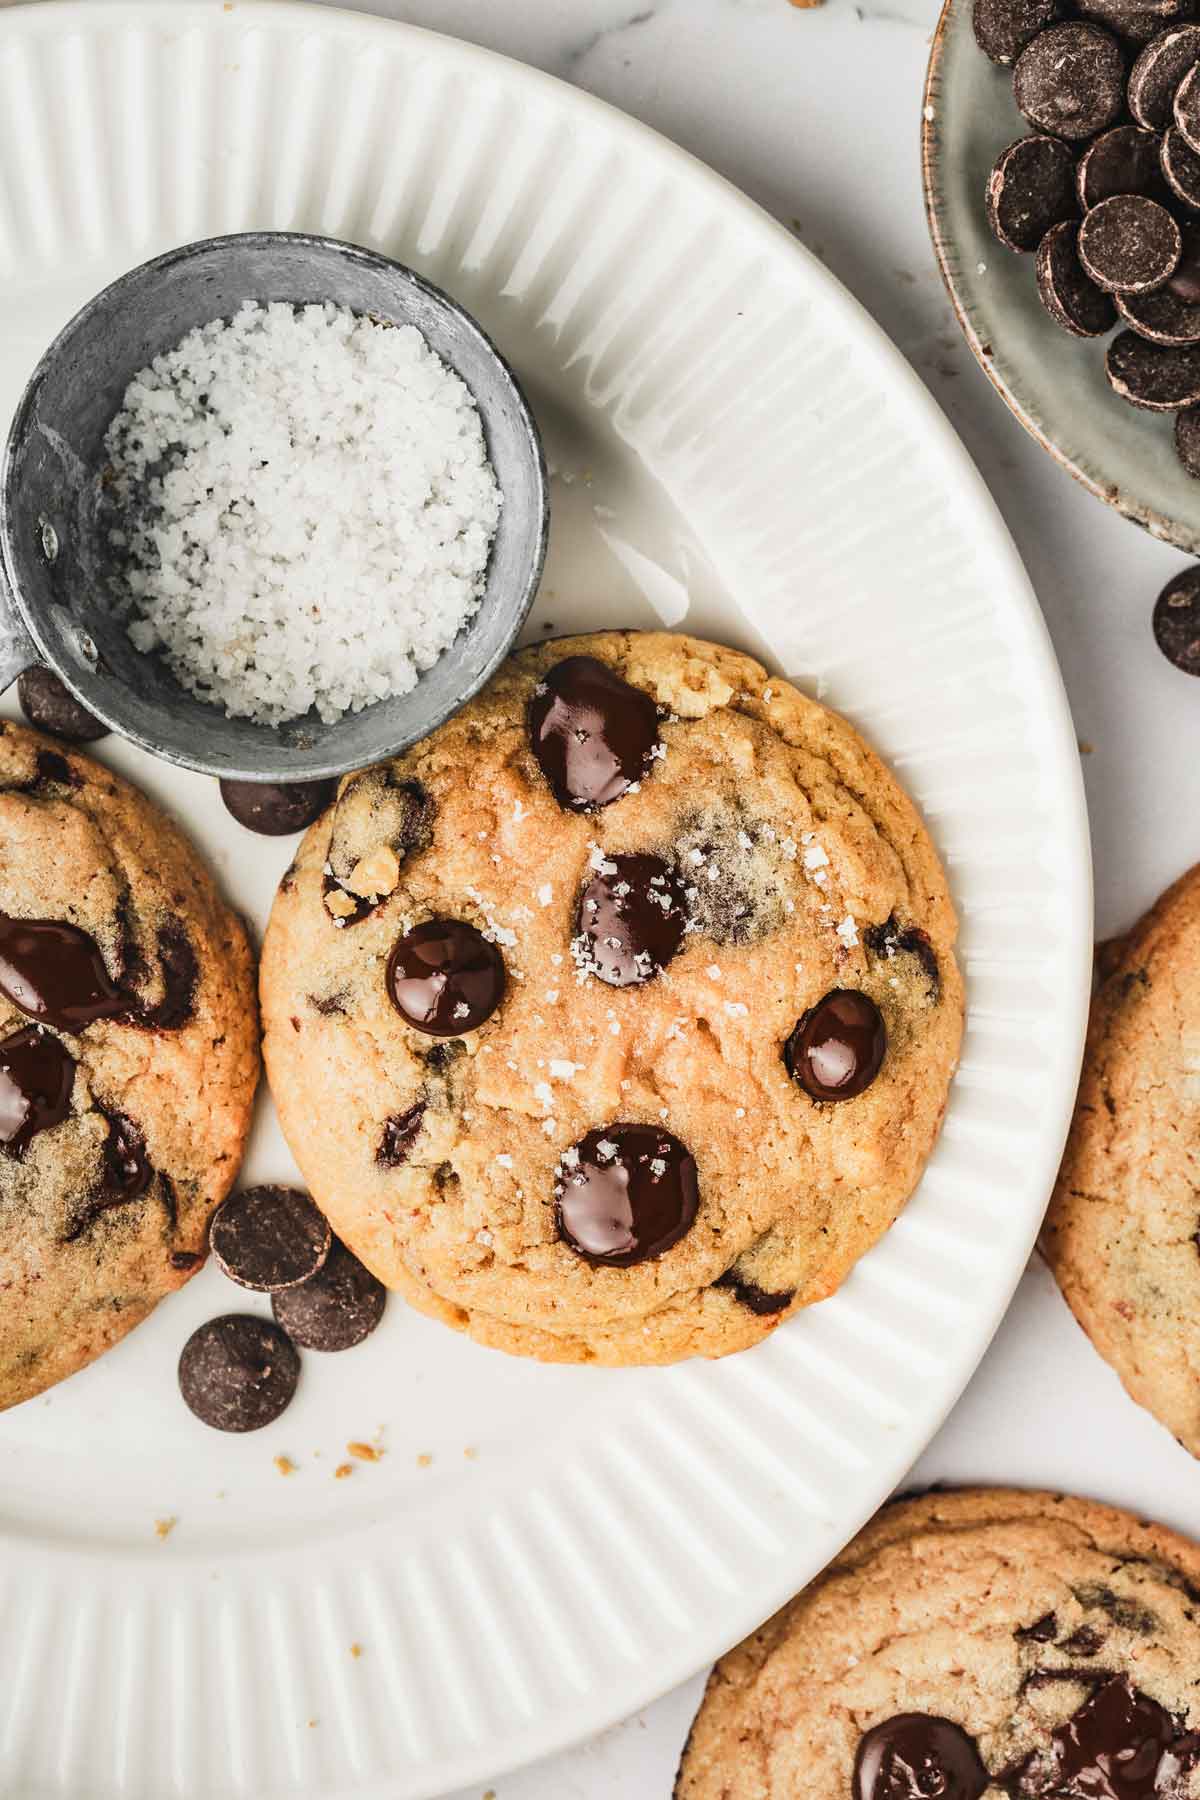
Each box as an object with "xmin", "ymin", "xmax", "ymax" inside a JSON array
[{"xmin": 0, "ymin": 231, "xmax": 549, "ymax": 780}]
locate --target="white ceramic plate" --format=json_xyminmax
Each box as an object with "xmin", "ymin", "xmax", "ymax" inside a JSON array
[
  {"xmin": 924, "ymin": 0, "xmax": 1200, "ymax": 552},
  {"xmin": 0, "ymin": 4, "xmax": 1091, "ymax": 1796}
]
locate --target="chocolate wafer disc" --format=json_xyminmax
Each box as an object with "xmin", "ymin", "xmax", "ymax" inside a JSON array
[
  {"xmin": 210, "ymin": 1185, "xmax": 332, "ymax": 1292},
  {"xmin": 986, "ymin": 134, "xmax": 1078, "ymax": 251},
  {"xmin": 973, "ymin": 0, "xmax": 1062, "ymax": 62},
  {"xmin": 1078, "ymin": 194, "xmax": 1182, "ymax": 292},
  {"xmin": 1153, "ymin": 565, "xmax": 1200, "ymax": 667},
  {"xmin": 1176, "ymin": 58, "xmax": 1200, "ymax": 150},
  {"xmin": 1077, "ymin": 125, "xmax": 1170, "ymax": 209},
  {"xmin": 1129, "ymin": 24, "xmax": 1200, "ymax": 127},
  {"xmin": 1078, "ymin": 0, "xmax": 1197, "ymax": 44},
  {"xmin": 1117, "ymin": 226, "xmax": 1200, "ymax": 336},
  {"xmin": 1162, "ymin": 124, "xmax": 1200, "ymax": 206},
  {"xmin": 271, "ymin": 1238, "xmax": 387, "ymax": 1352},
  {"xmin": 1177, "ymin": 404, "xmax": 1200, "ymax": 472},
  {"xmin": 1036, "ymin": 220, "xmax": 1120, "ymax": 334},
  {"xmin": 1014, "ymin": 23, "xmax": 1126, "ymax": 139},
  {"xmin": 178, "ymin": 1315, "xmax": 301, "ymax": 1433},
  {"xmin": 1106, "ymin": 328, "xmax": 1200, "ymax": 405}
]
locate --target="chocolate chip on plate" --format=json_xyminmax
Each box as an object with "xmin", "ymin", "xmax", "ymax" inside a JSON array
[
  {"xmin": 555, "ymin": 1124, "xmax": 699, "ymax": 1267},
  {"xmin": 1013, "ymin": 23, "xmax": 1126, "ymax": 140},
  {"xmin": 1077, "ymin": 0, "xmax": 1195, "ymax": 42},
  {"xmin": 387, "ymin": 919, "xmax": 506, "ymax": 1035},
  {"xmin": 0, "ymin": 1025, "xmax": 75, "ymax": 1157},
  {"xmin": 853, "ymin": 1715, "xmax": 988, "ymax": 1800},
  {"xmin": 1177, "ymin": 403, "xmax": 1200, "ymax": 471},
  {"xmin": 973, "ymin": 0, "xmax": 1062, "ymax": 63},
  {"xmin": 574, "ymin": 851, "xmax": 687, "ymax": 987},
  {"xmin": 1152, "ymin": 564, "xmax": 1200, "ymax": 669},
  {"xmin": 1077, "ymin": 126, "xmax": 1169, "ymax": 212},
  {"xmin": 784, "ymin": 989, "xmax": 887, "ymax": 1101},
  {"xmin": 1107, "ymin": 328, "xmax": 1200, "ymax": 404},
  {"xmin": 528, "ymin": 655, "xmax": 661, "ymax": 812},
  {"xmin": 271, "ymin": 1237, "xmax": 387, "ymax": 1351},
  {"xmin": 178, "ymin": 1314, "xmax": 301, "ymax": 1432},
  {"xmin": 1162, "ymin": 125, "xmax": 1200, "ymax": 209},
  {"xmin": 986, "ymin": 135, "xmax": 1078, "ymax": 252},
  {"xmin": 1036, "ymin": 221, "xmax": 1119, "ymax": 335},
  {"xmin": 1176, "ymin": 58, "xmax": 1200, "ymax": 151},
  {"xmin": 16, "ymin": 667, "xmax": 108, "ymax": 742},
  {"xmin": 1129, "ymin": 23, "xmax": 1200, "ymax": 127},
  {"xmin": 1116, "ymin": 232, "xmax": 1200, "ymax": 339},
  {"xmin": 219, "ymin": 777, "xmax": 337, "ymax": 836},
  {"xmin": 1078, "ymin": 195, "xmax": 1182, "ymax": 293},
  {"xmin": 209, "ymin": 1184, "xmax": 332, "ymax": 1291}
]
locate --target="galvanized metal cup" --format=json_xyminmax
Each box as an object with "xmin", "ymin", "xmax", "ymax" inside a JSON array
[{"xmin": 0, "ymin": 232, "xmax": 548, "ymax": 780}]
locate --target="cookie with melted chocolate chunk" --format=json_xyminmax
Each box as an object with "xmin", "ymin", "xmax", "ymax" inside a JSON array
[
  {"xmin": 0, "ymin": 722, "xmax": 259, "ymax": 1412},
  {"xmin": 676, "ymin": 1489, "xmax": 1200, "ymax": 1800}
]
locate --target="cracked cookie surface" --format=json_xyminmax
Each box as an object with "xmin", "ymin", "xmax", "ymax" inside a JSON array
[
  {"xmin": 0, "ymin": 723, "xmax": 259, "ymax": 1410},
  {"xmin": 1044, "ymin": 862, "xmax": 1200, "ymax": 1455},
  {"xmin": 260, "ymin": 631, "xmax": 961, "ymax": 1365},
  {"xmin": 676, "ymin": 1487, "xmax": 1200, "ymax": 1799}
]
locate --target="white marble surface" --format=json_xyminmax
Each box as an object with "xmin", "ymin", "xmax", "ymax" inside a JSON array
[{"xmin": 88, "ymin": 0, "xmax": 1200, "ymax": 1792}]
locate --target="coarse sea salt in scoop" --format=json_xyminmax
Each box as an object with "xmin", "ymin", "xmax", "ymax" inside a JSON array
[{"xmin": 102, "ymin": 300, "xmax": 502, "ymax": 726}]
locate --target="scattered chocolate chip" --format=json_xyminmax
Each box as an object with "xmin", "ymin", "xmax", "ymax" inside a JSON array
[
  {"xmin": 271, "ymin": 1238, "xmax": 387, "ymax": 1351},
  {"xmin": 528, "ymin": 655, "xmax": 661, "ymax": 812},
  {"xmin": 210, "ymin": 1185, "xmax": 332, "ymax": 1292},
  {"xmin": 219, "ymin": 777, "xmax": 336, "ymax": 836},
  {"xmin": 1077, "ymin": 0, "xmax": 1195, "ymax": 40},
  {"xmin": 853, "ymin": 1715, "xmax": 989, "ymax": 1800},
  {"xmin": 1079, "ymin": 196, "xmax": 1182, "ymax": 294},
  {"xmin": 1130, "ymin": 24, "xmax": 1200, "ymax": 126},
  {"xmin": 1117, "ymin": 275, "xmax": 1200, "ymax": 340},
  {"xmin": 784, "ymin": 990, "xmax": 887, "ymax": 1101},
  {"xmin": 0, "ymin": 914, "xmax": 125, "ymax": 1032},
  {"xmin": 178, "ymin": 1314, "xmax": 301, "ymax": 1432},
  {"xmin": 1037, "ymin": 221, "xmax": 1119, "ymax": 336},
  {"xmin": 574, "ymin": 851, "xmax": 687, "ymax": 987},
  {"xmin": 307, "ymin": 992, "xmax": 347, "ymax": 1017},
  {"xmin": 973, "ymin": 0, "xmax": 1062, "ymax": 62},
  {"xmin": 986, "ymin": 134, "xmax": 1079, "ymax": 253},
  {"xmin": 1077, "ymin": 126, "xmax": 1169, "ymax": 211},
  {"xmin": 713, "ymin": 1269, "xmax": 795, "ymax": 1315},
  {"xmin": 1107, "ymin": 329, "xmax": 1200, "ymax": 406},
  {"xmin": 1162, "ymin": 125, "xmax": 1200, "ymax": 209},
  {"xmin": 1177, "ymin": 57, "xmax": 1200, "ymax": 151},
  {"xmin": 864, "ymin": 916, "xmax": 942, "ymax": 1000},
  {"xmin": 1046, "ymin": 1676, "xmax": 1195, "ymax": 1799},
  {"xmin": 1013, "ymin": 23, "xmax": 1125, "ymax": 140},
  {"xmin": 1152, "ymin": 564, "xmax": 1200, "ymax": 669},
  {"xmin": 0, "ymin": 1026, "xmax": 74, "ymax": 1156},
  {"xmin": 1177, "ymin": 403, "xmax": 1200, "ymax": 471},
  {"xmin": 16, "ymin": 667, "xmax": 108, "ymax": 742},
  {"xmin": 377, "ymin": 1103, "xmax": 425, "ymax": 1166},
  {"xmin": 556, "ymin": 1124, "xmax": 699, "ymax": 1267},
  {"xmin": 1016, "ymin": 1611, "xmax": 1059, "ymax": 1642},
  {"xmin": 102, "ymin": 1111, "xmax": 152, "ymax": 1200},
  {"xmin": 387, "ymin": 919, "xmax": 506, "ymax": 1035}
]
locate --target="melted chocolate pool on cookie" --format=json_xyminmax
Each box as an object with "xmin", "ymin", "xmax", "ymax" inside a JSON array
[
  {"xmin": 854, "ymin": 1715, "xmax": 988, "ymax": 1800},
  {"xmin": 529, "ymin": 656, "xmax": 660, "ymax": 812},
  {"xmin": 1040, "ymin": 1676, "xmax": 1197, "ymax": 1800},
  {"xmin": 784, "ymin": 990, "xmax": 887, "ymax": 1101},
  {"xmin": 555, "ymin": 1124, "xmax": 699, "ymax": 1266},
  {"xmin": 0, "ymin": 915, "xmax": 126, "ymax": 1032},
  {"xmin": 575, "ymin": 852, "xmax": 687, "ymax": 987},
  {"xmin": 0, "ymin": 1025, "xmax": 75, "ymax": 1156},
  {"xmin": 387, "ymin": 920, "xmax": 506, "ymax": 1036}
]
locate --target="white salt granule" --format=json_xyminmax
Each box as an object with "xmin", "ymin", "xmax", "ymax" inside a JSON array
[{"xmin": 103, "ymin": 301, "xmax": 502, "ymax": 725}]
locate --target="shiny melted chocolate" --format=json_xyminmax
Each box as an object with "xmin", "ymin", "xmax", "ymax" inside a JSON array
[
  {"xmin": 784, "ymin": 989, "xmax": 887, "ymax": 1101},
  {"xmin": 575, "ymin": 852, "xmax": 687, "ymax": 987},
  {"xmin": 0, "ymin": 915, "xmax": 126, "ymax": 1032},
  {"xmin": 0, "ymin": 1025, "xmax": 75, "ymax": 1156},
  {"xmin": 556, "ymin": 1124, "xmax": 698, "ymax": 1266},
  {"xmin": 1044, "ymin": 1676, "xmax": 1196, "ymax": 1800},
  {"xmin": 387, "ymin": 920, "xmax": 505, "ymax": 1036},
  {"xmin": 528, "ymin": 656, "xmax": 661, "ymax": 812},
  {"xmin": 853, "ymin": 1715, "xmax": 989, "ymax": 1800}
]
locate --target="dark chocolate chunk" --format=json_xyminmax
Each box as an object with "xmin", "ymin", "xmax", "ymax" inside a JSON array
[
  {"xmin": 973, "ymin": 0, "xmax": 1062, "ymax": 62},
  {"xmin": 1176, "ymin": 57, "xmax": 1200, "ymax": 151},
  {"xmin": 16, "ymin": 667, "xmax": 108, "ymax": 742},
  {"xmin": 784, "ymin": 990, "xmax": 887, "ymax": 1101},
  {"xmin": 1107, "ymin": 329, "xmax": 1200, "ymax": 404},
  {"xmin": 219, "ymin": 777, "xmax": 336, "ymax": 837},
  {"xmin": 574, "ymin": 851, "xmax": 687, "ymax": 987},
  {"xmin": 713, "ymin": 1269, "xmax": 795, "ymax": 1315},
  {"xmin": 556, "ymin": 1124, "xmax": 699, "ymax": 1267},
  {"xmin": 377, "ymin": 1102, "xmax": 425, "ymax": 1166},
  {"xmin": 528, "ymin": 655, "xmax": 660, "ymax": 812},
  {"xmin": 138, "ymin": 924, "xmax": 198, "ymax": 1032},
  {"xmin": 1017, "ymin": 1610, "xmax": 1060, "ymax": 1642},
  {"xmin": 209, "ymin": 1185, "xmax": 332, "ymax": 1292},
  {"xmin": 387, "ymin": 919, "xmax": 505, "ymax": 1035},
  {"xmin": 1162, "ymin": 124, "xmax": 1200, "ymax": 207},
  {"xmin": 0, "ymin": 914, "xmax": 125, "ymax": 1033},
  {"xmin": 1013, "ymin": 24, "xmax": 1126, "ymax": 140},
  {"xmin": 271, "ymin": 1237, "xmax": 387, "ymax": 1351},
  {"xmin": 1116, "ymin": 277, "xmax": 1200, "ymax": 339},
  {"xmin": 1130, "ymin": 24, "xmax": 1200, "ymax": 126},
  {"xmin": 1078, "ymin": 196, "xmax": 1182, "ymax": 294},
  {"xmin": 853, "ymin": 1715, "xmax": 989, "ymax": 1800},
  {"xmin": 986, "ymin": 135, "xmax": 1079, "ymax": 253},
  {"xmin": 178, "ymin": 1314, "xmax": 300, "ymax": 1431},
  {"xmin": 1152, "ymin": 564, "xmax": 1200, "ymax": 669},
  {"xmin": 1176, "ymin": 403, "xmax": 1200, "ymax": 471},
  {"xmin": 35, "ymin": 750, "xmax": 75, "ymax": 787},
  {"xmin": 1037, "ymin": 221, "xmax": 1119, "ymax": 336},
  {"xmin": 102, "ymin": 1111, "xmax": 152, "ymax": 1200},
  {"xmin": 1059, "ymin": 1624, "xmax": 1107, "ymax": 1656},
  {"xmin": 1045, "ymin": 1676, "xmax": 1195, "ymax": 1799},
  {"xmin": 864, "ymin": 916, "xmax": 942, "ymax": 1000},
  {"xmin": 1077, "ymin": 0, "xmax": 1196, "ymax": 40},
  {"xmin": 1077, "ymin": 126, "xmax": 1169, "ymax": 210},
  {"xmin": 0, "ymin": 1026, "xmax": 75, "ymax": 1156}
]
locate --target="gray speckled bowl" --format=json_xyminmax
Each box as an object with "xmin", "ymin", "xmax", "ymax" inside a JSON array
[
  {"xmin": 923, "ymin": 0, "xmax": 1200, "ymax": 552},
  {"xmin": 0, "ymin": 232, "xmax": 548, "ymax": 780}
]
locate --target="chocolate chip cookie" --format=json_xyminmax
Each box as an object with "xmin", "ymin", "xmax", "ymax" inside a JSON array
[
  {"xmin": 1043, "ymin": 862, "xmax": 1200, "ymax": 1455},
  {"xmin": 0, "ymin": 722, "xmax": 258, "ymax": 1409},
  {"xmin": 260, "ymin": 631, "xmax": 961, "ymax": 1365},
  {"xmin": 676, "ymin": 1487, "xmax": 1200, "ymax": 1799}
]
